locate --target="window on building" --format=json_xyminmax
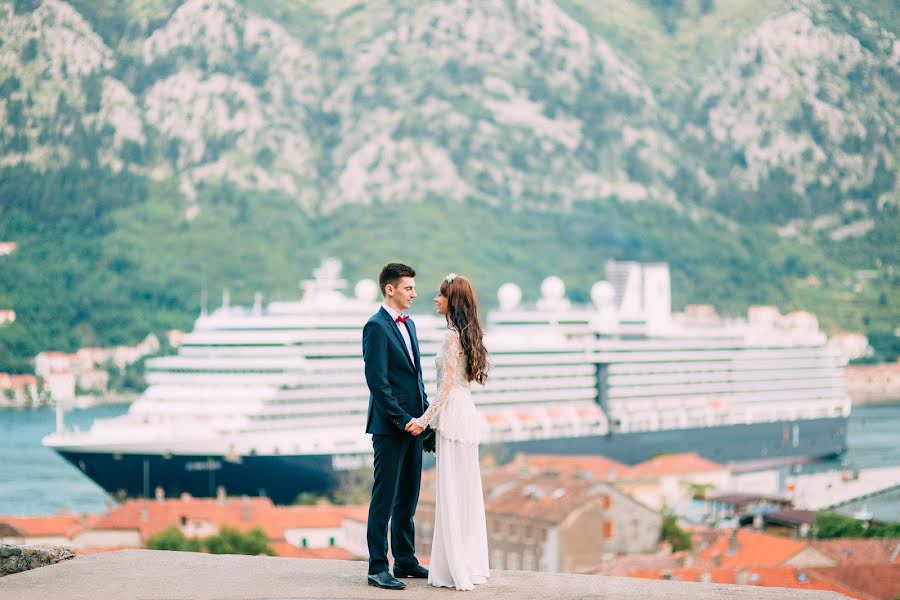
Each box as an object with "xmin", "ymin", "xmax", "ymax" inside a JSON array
[
  {"xmin": 602, "ymin": 520, "xmax": 613, "ymax": 539},
  {"xmin": 603, "ymin": 494, "xmax": 612, "ymax": 510},
  {"xmin": 491, "ymin": 549, "xmax": 504, "ymax": 569},
  {"xmin": 508, "ymin": 552, "xmax": 520, "ymax": 570},
  {"xmin": 329, "ymin": 536, "xmax": 335, "ymax": 547},
  {"xmin": 301, "ymin": 538, "xmax": 308, "ymax": 547},
  {"xmin": 522, "ymin": 553, "xmax": 535, "ymax": 571}
]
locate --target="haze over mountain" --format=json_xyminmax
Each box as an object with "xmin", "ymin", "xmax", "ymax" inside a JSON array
[{"xmin": 0, "ymin": 0, "xmax": 896, "ymax": 371}]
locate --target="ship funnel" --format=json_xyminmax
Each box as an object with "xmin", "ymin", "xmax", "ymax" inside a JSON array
[
  {"xmin": 537, "ymin": 276, "xmax": 570, "ymax": 311},
  {"xmin": 497, "ymin": 283, "xmax": 521, "ymax": 310}
]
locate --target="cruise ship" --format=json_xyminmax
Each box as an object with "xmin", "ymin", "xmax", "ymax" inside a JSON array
[{"xmin": 43, "ymin": 259, "xmax": 850, "ymax": 504}]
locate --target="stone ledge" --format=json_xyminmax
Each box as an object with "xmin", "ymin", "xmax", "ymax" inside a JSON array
[
  {"xmin": 0, "ymin": 550, "xmax": 850, "ymax": 600},
  {"xmin": 0, "ymin": 544, "xmax": 74, "ymax": 577}
]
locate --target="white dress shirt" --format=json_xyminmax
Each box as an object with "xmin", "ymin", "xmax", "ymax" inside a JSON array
[{"xmin": 382, "ymin": 303, "xmax": 415, "ymax": 364}]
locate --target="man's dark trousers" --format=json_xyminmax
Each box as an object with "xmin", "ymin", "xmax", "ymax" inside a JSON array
[{"xmin": 367, "ymin": 432, "xmax": 422, "ymax": 574}]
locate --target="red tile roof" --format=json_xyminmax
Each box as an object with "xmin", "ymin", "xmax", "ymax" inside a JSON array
[
  {"xmin": 419, "ymin": 456, "xmax": 658, "ymax": 522},
  {"xmin": 629, "ymin": 453, "xmax": 725, "ymax": 478},
  {"xmin": 480, "ymin": 472, "xmax": 618, "ymax": 523},
  {"xmin": 809, "ymin": 564, "xmax": 900, "ymax": 600},
  {"xmin": 517, "ymin": 454, "xmax": 633, "ymax": 480},
  {"xmin": 581, "ymin": 551, "xmax": 689, "ymax": 576},
  {"xmin": 74, "ymin": 546, "xmax": 131, "ymax": 556},
  {"xmin": 698, "ymin": 529, "xmax": 808, "ymax": 568},
  {"xmin": 0, "ymin": 513, "xmax": 98, "ymax": 538},
  {"xmin": 628, "ymin": 566, "xmax": 867, "ymax": 598},
  {"xmin": 811, "ymin": 539, "xmax": 900, "ymax": 566},
  {"xmin": 341, "ymin": 506, "xmax": 370, "ymax": 523},
  {"xmin": 90, "ymin": 497, "xmax": 365, "ymax": 542}
]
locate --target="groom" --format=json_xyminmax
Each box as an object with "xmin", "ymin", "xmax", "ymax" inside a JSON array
[{"xmin": 362, "ymin": 262, "xmax": 429, "ymax": 590}]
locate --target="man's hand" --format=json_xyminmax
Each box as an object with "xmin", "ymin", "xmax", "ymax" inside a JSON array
[{"xmin": 405, "ymin": 418, "xmax": 424, "ymax": 436}]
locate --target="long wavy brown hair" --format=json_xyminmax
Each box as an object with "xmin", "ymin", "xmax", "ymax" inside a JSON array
[{"xmin": 439, "ymin": 275, "xmax": 489, "ymax": 385}]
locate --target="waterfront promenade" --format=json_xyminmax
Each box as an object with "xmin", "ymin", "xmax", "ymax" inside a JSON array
[{"xmin": 0, "ymin": 550, "xmax": 850, "ymax": 600}]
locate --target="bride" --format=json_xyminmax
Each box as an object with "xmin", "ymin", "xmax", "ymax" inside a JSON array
[{"xmin": 405, "ymin": 273, "xmax": 491, "ymax": 591}]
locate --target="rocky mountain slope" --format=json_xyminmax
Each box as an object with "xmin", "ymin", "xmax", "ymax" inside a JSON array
[
  {"xmin": 2, "ymin": 0, "xmax": 894, "ymax": 216},
  {"xmin": 0, "ymin": 0, "xmax": 896, "ymax": 368}
]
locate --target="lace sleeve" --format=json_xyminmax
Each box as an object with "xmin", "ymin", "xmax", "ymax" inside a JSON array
[{"xmin": 415, "ymin": 330, "xmax": 461, "ymax": 428}]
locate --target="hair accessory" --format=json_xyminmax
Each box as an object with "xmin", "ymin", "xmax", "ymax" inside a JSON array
[{"xmin": 445, "ymin": 273, "xmax": 457, "ymax": 285}]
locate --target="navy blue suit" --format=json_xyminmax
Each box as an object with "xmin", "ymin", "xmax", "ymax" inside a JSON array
[{"xmin": 362, "ymin": 307, "xmax": 428, "ymax": 574}]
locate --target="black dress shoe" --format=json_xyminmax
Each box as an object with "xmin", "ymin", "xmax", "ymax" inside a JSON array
[
  {"xmin": 394, "ymin": 563, "xmax": 429, "ymax": 579},
  {"xmin": 367, "ymin": 571, "xmax": 406, "ymax": 589}
]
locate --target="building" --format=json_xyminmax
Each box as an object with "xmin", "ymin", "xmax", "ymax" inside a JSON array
[
  {"xmin": 33, "ymin": 351, "xmax": 76, "ymax": 401},
  {"xmin": 0, "ymin": 242, "xmax": 16, "ymax": 256},
  {"xmin": 34, "ymin": 352, "xmax": 73, "ymax": 377},
  {"xmin": 591, "ymin": 521, "xmax": 900, "ymax": 598},
  {"xmin": 0, "ymin": 373, "xmax": 38, "ymax": 406},
  {"xmin": 74, "ymin": 348, "xmax": 113, "ymax": 370},
  {"xmin": 109, "ymin": 334, "xmax": 160, "ymax": 369},
  {"xmin": 0, "ymin": 310, "xmax": 15, "ymax": 325},
  {"xmin": 516, "ymin": 452, "xmax": 734, "ymax": 516},
  {"xmin": 628, "ymin": 565, "xmax": 898, "ymax": 599},
  {"xmin": 513, "ymin": 454, "xmax": 634, "ymax": 481},
  {"xmin": 415, "ymin": 460, "xmax": 661, "ymax": 574},
  {"xmin": 33, "ymin": 336, "xmax": 162, "ymax": 402},
  {"xmin": 706, "ymin": 493, "xmax": 793, "ymax": 525},
  {"xmin": 0, "ymin": 494, "xmax": 365, "ymax": 558},
  {"xmin": 619, "ymin": 453, "xmax": 731, "ymax": 512},
  {"xmin": 75, "ymin": 369, "xmax": 110, "ymax": 395},
  {"xmin": 340, "ymin": 506, "xmax": 373, "ymax": 560},
  {"xmin": 762, "ymin": 508, "xmax": 817, "ymax": 538},
  {"xmin": 844, "ymin": 361, "xmax": 900, "ymax": 405}
]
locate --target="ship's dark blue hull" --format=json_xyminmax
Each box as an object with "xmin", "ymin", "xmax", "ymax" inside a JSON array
[
  {"xmin": 56, "ymin": 416, "xmax": 848, "ymax": 504},
  {"xmin": 496, "ymin": 416, "xmax": 849, "ymax": 468}
]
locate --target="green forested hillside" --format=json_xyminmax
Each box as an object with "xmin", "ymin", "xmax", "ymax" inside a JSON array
[{"xmin": 0, "ymin": 0, "xmax": 896, "ymax": 371}]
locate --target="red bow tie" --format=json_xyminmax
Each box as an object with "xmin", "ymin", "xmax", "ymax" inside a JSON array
[{"xmin": 395, "ymin": 315, "xmax": 410, "ymax": 324}]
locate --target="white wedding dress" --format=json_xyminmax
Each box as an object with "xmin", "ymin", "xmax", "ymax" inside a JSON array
[{"xmin": 415, "ymin": 329, "xmax": 490, "ymax": 591}]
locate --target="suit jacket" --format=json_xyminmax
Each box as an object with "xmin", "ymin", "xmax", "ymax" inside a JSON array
[{"xmin": 363, "ymin": 307, "xmax": 429, "ymax": 435}]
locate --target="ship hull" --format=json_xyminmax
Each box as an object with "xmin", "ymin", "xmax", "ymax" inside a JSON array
[
  {"xmin": 56, "ymin": 416, "xmax": 847, "ymax": 504},
  {"xmin": 496, "ymin": 416, "xmax": 848, "ymax": 469}
]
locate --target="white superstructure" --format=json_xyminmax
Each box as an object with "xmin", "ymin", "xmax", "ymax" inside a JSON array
[{"xmin": 45, "ymin": 259, "xmax": 849, "ymax": 467}]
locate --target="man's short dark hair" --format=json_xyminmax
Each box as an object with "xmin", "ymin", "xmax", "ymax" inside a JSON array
[{"xmin": 379, "ymin": 263, "xmax": 416, "ymax": 295}]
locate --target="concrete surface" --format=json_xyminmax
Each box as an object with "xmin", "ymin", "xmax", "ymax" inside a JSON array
[{"xmin": 0, "ymin": 550, "xmax": 850, "ymax": 600}]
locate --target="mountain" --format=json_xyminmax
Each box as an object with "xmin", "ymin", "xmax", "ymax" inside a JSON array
[{"xmin": 0, "ymin": 0, "xmax": 897, "ymax": 371}]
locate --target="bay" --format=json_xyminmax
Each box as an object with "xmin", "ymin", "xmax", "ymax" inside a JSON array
[{"xmin": 0, "ymin": 403, "xmax": 898, "ymax": 516}]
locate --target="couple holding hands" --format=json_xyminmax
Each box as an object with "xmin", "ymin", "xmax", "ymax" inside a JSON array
[{"xmin": 363, "ymin": 263, "xmax": 490, "ymax": 591}]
